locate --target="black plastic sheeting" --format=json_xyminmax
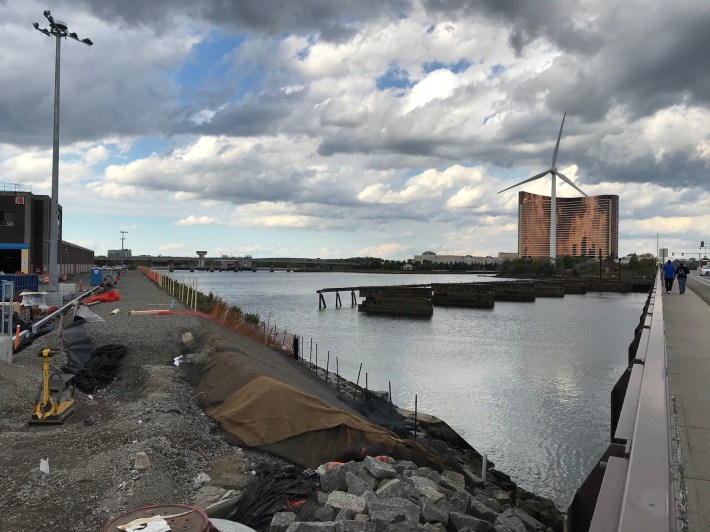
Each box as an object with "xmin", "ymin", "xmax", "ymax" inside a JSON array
[
  {"xmin": 62, "ymin": 320, "xmax": 96, "ymax": 374},
  {"xmin": 226, "ymin": 464, "xmax": 318, "ymax": 530},
  {"xmin": 61, "ymin": 320, "xmax": 127, "ymax": 393}
]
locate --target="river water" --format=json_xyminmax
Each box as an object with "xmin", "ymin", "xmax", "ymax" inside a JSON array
[{"xmin": 167, "ymin": 270, "xmax": 646, "ymax": 508}]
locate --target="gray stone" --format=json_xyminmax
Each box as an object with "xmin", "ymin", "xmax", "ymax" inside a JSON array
[
  {"xmin": 375, "ymin": 478, "xmax": 404, "ymax": 499},
  {"xmin": 335, "ymin": 508, "xmax": 355, "ymax": 521},
  {"xmin": 357, "ymin": 468, "xmax": 380, "ymax": 491},
  {"xmin": 270, "ymin": 512, "xmax": 297, "ymax": 532},
  {"xmin": 449, "ymin": 512, "xmax": 496, "ymax": 532},
  {"xmin": 494, "ymin": 513, "xmax": 526, "ymax": 532},
  {"xmin": 321, "ymin": 464, "xmax": 350, "ymax": 493},
  {"xmin": 134, "ymin": 452, "xmax": 151, "ymax": 470},
  {"xmin": 333, "ymin": 521, "xmax": 376, "ymax": 532},
  {"xmin": 490, "ymin": 491, "xmax": 513, "ymax": 506},
  {"xmin": 362, "ymin": 456, "xmax": 396, "ymax": 480},
  {"xmin": 413, "ymin": 467, "xmax": 441, "ymax": 484},
  {"xmin": 461, "ymin": 467, "xmax": 484, "ymax": 488},
  {"xmin": 354, "ymin": 514, "xmax": 369, "ymax": 522},
  {"xmin": 346, "ymin": 472, "xmax": 370, "ymax": 497},
  {"xmin": 326, "ymin": 491, "xmax": 367, "ymax": 514},
  {"xmin": 448, "ymin": 490, "xmax": 473, "ymax": 514},
  {"xmin": 438, "ymin": 476, "xmax": 461, "ymax": 495},
  {"xmin": 285, "ymin": 523, "xmax": 336, "ymax": 532},
  {"xmin": 470, "ymin": 498, "xmax": 499, "ymax": 523},
  {"xmin": 421, "ymin": 500, "xmax": 448, "ymax": 524},
  {"xmin": 418, "ymin": 486, "xmax": 445, "ymax": 504},
  {"xmin": 193, "ymin": 485, "xmax": 227, "ymax": 508},
  {"xmin": 366, "ymin": 499, "xmax": 406, "ymax": 532},
  {"xmin": 318, "ymin": 491, "xmax": 330, "ymax": 506},
  {"xmin": 442, "ymin": 470, "xmax": 465, "ymax": 489},
  {"xmin": 368, "ymin": 497, "xmax": 421, "ymax": 527},
  {"xmin": 505, "ymin": 507, "xmax": 547, "ymax": 531},
  {"xmin": 315, "ymin": 506, "xmax": 335, "ymax": 522},
  {"xmin": 393, "ymin": 460, "xmax": 418, "ymax": 475},
  {"xmin": 401, "ymin": 481, "xmax": 421, "ymax": 502},
  {"xmin": 424, "ymin": 523, "xmax": 447, "ymax": 532},
  {"xmin": 408, "ymin": 476, "xmax": 438, "ymax": 492},
  {"xmin": 387, "ymin": 523, "xmax": 429, "ymax": 531},
  {"xmin": 474, "ymin": 493, "xmax": 502, "ymax": 514}
]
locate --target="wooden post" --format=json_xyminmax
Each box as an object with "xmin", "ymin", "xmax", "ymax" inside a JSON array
[
  {"xmin": 351, "ymin": 290, "xmax": 356, "ymax": 306},
  {"xmin": 365, "ymin": 372, "xmax": 368, "ymax": 392},
  {"xmin": 389, "ymin": 381, "xmax": 392, "ymax": 410},
  {"xmin": 336, "ymin": 291, "xmax": 342, "ymax": 308},
  {"xmin": 414, "ymin": 394, "xmax": 418, "ymax": 441},
  {"xmin": 353, "ymin": 362, "xmax": 362, "ymax": 400},
  {"xmin": 336, "ymin": 357, "xmax": 340, "ymax": 392},
  {"xmin": 315, "ymin": 344, "xmax": 318, "ymax": 375},
  {"xmin": 309, "ymin": 338, "xmax": 313, "ymax": 367}
]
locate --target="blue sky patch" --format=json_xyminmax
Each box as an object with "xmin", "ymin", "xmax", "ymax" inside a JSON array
[
  {"xmin": 423, "ymin": 58, "xmax": 470, "ymax": 74},
  {"xmin": 376, "ymin": 62, "xmax": 412, "ymax": 90}
]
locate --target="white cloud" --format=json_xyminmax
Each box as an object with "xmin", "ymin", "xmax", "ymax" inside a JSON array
[{"xmin": 176, "ymin": 214, "xmax": 218, "ymax": 225}]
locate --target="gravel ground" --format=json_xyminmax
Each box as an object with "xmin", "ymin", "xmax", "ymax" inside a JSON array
[{"xmin": 0, "ymin": 270, "xmax": 282, "ymax": 532}]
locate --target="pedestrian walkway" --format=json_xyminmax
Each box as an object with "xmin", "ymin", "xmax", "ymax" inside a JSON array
[{"xmin": 664, "ymin": 277, "xmax": 710, "ymax": 531}]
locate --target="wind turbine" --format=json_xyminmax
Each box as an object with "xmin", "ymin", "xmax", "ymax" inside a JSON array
[{"xmin": 498, "ymin": 112, "xmax": 587, "ymax": 263}]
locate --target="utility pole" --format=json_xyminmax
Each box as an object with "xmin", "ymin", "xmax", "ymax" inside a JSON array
[{"xmin": 33, "ymin": 11, "xmax": 93, "ymax": 293}]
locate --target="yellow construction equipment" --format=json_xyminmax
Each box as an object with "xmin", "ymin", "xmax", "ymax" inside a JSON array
[{"xmin": 30, "ymin": 348, "xmax": 76, "ymax": 424}]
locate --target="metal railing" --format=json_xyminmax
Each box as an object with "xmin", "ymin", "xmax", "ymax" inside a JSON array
[{"xmin": 568, "ymin": 271, "xmax": 674, "ymax": 531}]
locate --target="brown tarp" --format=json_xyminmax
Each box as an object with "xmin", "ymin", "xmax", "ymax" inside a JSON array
[{"xmin": 196, "ymin": 330, "xmax": 449, "ymax": 469}]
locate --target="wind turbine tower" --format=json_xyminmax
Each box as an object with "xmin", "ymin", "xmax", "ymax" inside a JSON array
[{"xmin": 498, "ymin": 113, "xmax": 587, "ymax": 263}]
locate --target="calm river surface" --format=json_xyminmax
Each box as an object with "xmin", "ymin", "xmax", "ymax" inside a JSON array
[{"xmin": 168, "ymin": 270, "xmax": 646, "ymax": 508}]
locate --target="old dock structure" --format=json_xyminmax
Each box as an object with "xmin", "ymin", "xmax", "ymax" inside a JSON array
[{"xmin": 317, "ymin": 277, "xmax": 654, "ymax": 317}]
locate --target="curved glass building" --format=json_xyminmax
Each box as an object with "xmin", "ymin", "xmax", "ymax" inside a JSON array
[{"xmin": 519, "ymin": 191, "xmax": 619, "ymax": 259}]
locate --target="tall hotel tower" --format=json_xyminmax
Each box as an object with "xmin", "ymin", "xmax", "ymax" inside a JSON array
[{"xmin": 518, "ymin": 192, "xmax": 619, "ymax": 259}]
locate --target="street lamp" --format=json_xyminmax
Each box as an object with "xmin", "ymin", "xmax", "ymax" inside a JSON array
[
  {"xmin": 33, "ymin": 10, "xmax": 92, "ymax": 293},
  {"xmin": 120, "ymin": 230, "xmax": 128, "ymax": 267}
]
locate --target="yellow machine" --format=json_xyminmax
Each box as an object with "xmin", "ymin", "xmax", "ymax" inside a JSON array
[{"xmin": 30, "ymin": 348, "xmax": 76, "ymax": 424}]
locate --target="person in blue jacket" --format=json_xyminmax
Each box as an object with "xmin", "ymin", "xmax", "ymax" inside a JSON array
[
  {"xmin": 662, "ymin": 260, "xmax": 676, "ymax": 294},
  {"xmin": 675, "ymin": 262, "xmax": 690, "ymax": 294}
]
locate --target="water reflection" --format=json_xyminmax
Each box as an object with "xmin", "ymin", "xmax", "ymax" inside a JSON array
[{"xmin": 169, "ymin": 271, "xmax": 645, "ymax": 507}]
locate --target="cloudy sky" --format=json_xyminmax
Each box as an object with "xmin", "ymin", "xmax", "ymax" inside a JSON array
[{"xmin": 1, "ymin": 0, "xmax": 708, "ymax": 260}]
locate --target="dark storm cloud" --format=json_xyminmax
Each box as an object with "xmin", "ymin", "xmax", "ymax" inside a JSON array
[
  {"xmin": 423, "ymin": 0, "xmax": 603, "ymax": 55},
  {"xmin": 184, "ymin": 95, "xmax": 296, "ymax": 137},
  {"xmin": 75, "ymin": 0, "xmax": 410, "ymax": 40}
]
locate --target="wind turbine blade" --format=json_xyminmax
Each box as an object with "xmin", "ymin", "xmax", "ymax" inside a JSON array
[
  {"xmin": 554, "ymin": 170, "xmax": 587, "ymax": 197},
  {"xmin": 497, "ymin": 169, "xmax": 551, "ymax": 194},
  {"xmin": 551, "ymin": 112, "xmax": 566, "ymax": 167}
]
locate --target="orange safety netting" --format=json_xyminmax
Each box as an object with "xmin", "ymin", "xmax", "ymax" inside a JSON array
[{"xmin": 82, "ymin": 289, "xmax": 121, "ymax": 304}]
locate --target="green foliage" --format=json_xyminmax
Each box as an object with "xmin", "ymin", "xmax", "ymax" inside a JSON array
[
  {"xmin": 244, "ymin": 312, "xmax": 260, "ymax": 325},
  {"xmin": 499, "ymin": 258, "xmax": 556, "ymax": 276}
]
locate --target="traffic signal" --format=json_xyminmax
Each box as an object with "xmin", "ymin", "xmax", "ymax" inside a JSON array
[{"xmin": 702, "ymin": 241, "xmax": 705, "ymax": 248}]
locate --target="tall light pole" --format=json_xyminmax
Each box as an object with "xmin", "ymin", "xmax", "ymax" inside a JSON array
[
  {"xmin": 120, "ymin": 231, "xmax": 128, "ymax": 266},
  {"xmin": 33, "ymin": 10, "xmax": 93, "ymax": 292}
]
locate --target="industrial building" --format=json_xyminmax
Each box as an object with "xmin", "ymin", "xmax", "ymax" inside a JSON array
[
  {"xmin": 0, "ymin": 187, "xmax": 93, "ymax": 275},
  {"xmin": 518, "ymin": 191, "xmax": 619, "ymax": 259}
]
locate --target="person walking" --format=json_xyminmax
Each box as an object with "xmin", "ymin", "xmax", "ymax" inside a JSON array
[
  {"xmin": 662, "ymin": 259, "xmax": 676, "ymax": 294},
  {"xmin": 675, "ymin": 261, "xmax": 690, "ymax": 294}
]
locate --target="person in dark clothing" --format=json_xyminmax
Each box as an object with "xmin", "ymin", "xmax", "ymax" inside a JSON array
[
  {"xmin": 675, "ymin": 262, "xmax": 690, "ymax": 294},
  {"xmin": 662, "ymin": 260, "xmax": 675, "ymax": 294}
]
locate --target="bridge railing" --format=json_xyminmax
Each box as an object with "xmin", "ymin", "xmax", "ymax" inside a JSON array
[{"xmin": 568, "ymin": 270, "xmax": 674, "ymax": 531}]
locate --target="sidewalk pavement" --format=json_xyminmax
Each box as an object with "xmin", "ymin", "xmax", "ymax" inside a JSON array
[{"xmin": 664, "ymin": 279, "xmax": 710, "ymax": 531}]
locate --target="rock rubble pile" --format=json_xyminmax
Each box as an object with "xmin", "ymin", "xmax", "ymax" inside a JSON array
[{"xmin": 269, "ymin": 455, "xmax": 553, "ymax": 532}]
